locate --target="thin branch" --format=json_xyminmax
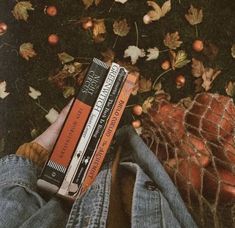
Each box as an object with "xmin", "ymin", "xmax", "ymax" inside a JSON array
[{"xmin": 134, "ymin": 22, "xmax": 139, "ymax": 47}]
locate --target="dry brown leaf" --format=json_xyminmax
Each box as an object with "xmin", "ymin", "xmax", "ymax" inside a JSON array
[
  {"xmin": 82, "ymin": 0, "xmax": 102, "ymax": 9},
  {"xmin": 191, "ymin": 58, "xmax": 205, "ymax": 77},
  {"xmin": 101, "ymin": 49, "xmax": 115, "ymax": 66},
  {"xmin": 92, "ymin": 19, "xmax": 106, "ymax": 43},
  {"xmin": 225, "ymin": 81, "xmax": 235, "ymax": 97},
  {"xmin": 164, "ymin": 32, "xmax": 183, "ymax": 50},
  {"xmin": 185, "ymin": 5, "xmax": 203, "ymax": 26},
  {"xmin": 138, "ymin": 78, "xmax": 152, "ymax": 93},
  {"xmin": 178, "ymin": 97, "xmax": 193, "ymax": 109},
  {"xmin": 19, "ymin": 43, "xmax": 37, "ymax": 60},
  {"xmin": 194, "ymin": 78, "xmax": 204, "ymax": 93},
  {"xmin": 12, "ymin": 1, "xmax": 34, "ymax": 21},
  {"xmin": 201, "ymin": 68, "xmax": 221, "ymax": 91},
  {"xmin": 170, "ymin": 50, "xmax": 190, "ymax": 70},
  {"xmin": 143, "ymin": 0, "xmax": 171, "ymax": 24},
  {"xmin": 113, "ymin": 19, "xmax": 130, "ymax": 37}
]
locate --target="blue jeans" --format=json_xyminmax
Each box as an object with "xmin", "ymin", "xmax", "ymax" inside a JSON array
[{"xmin": 0, "ymin": 126, "xmax": 197, "ymax": 228}]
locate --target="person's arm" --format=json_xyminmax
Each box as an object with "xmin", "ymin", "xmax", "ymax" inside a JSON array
[{"xmin": 0, "ymin": 101, "xmax": 72, "ymax": 228}]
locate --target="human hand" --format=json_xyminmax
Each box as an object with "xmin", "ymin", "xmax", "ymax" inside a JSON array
[{"xmin": 33, "ymin": 99, "xmax": 73, "ymax": 152}]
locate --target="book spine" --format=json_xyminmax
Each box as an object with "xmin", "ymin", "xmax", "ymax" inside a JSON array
[
  {"xmin": 67, "ymin": 68, "xmax": 127, "ymax": 196},
  {"xmin": 79, "ymin": 73, "xmax": 137, "ymax": 196},
  {"xmin": 57, "ymin": 63, "xmax": 120, "ymax": 196},
  {"xmin": 37, "ymin": 58, "xmax": 109, "ymax": 193}
]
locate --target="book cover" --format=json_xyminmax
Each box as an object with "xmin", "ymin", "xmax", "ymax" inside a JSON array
[{"xmin": 57, "ymin": 62, "xmax": 120, "ymax": 196}]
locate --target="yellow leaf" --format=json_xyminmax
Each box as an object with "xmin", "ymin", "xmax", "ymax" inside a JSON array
[
  {"xmin": 113, "ymin": 19, "xmax": 130, "ymax": 37},
  {"xmin": 58, "ymin": 52, "xmax": 74, "ymax": 64},
  {"xmin": 138, "ymin": 78, "xmax": 152, "ymax": 93},
  {"xmin": 170, "ymin": 50, "xmax": 190, "ymax": 70},
  {"xmin": 63, "ymin": 86, "xmax": 75, "ymax": 98},
  {"xmin": 12, "ymin": 1, "xmax": 34, "ymax": 21},
  {"xmin": 163, "ymin": 32, "xmax": 183, "ymax": 50},
  {"xmin": 92, "ymin": 19, "xmax": 106, "ymax": 43},
  {"xmin": 144, "ymin": 0, "xmax": 171, "ymax": 24},
  {"xmin": 0, "ymin": 81, "xmax": 10, "ymax": 99},
  {"xmin": 19, "ymin": 43, "xmax": 37, "ymax": 60},
  {"xmin": 28, "ymin": 86, "xmax": 41, "ymax": 100},
  {"xmin": 185, "ymin": 5, "xmax": 203, "ymax": 26},
  {"xmin": 161, "ymin": 0, "xmax": 171, "ymax": 17},
  {"xmin": 226, "ymin": 81, "xmax": 235, "ymax": 97},
  {"xmin": 82, "ymin": 0, "xmax": 102, "ymax": 9}
]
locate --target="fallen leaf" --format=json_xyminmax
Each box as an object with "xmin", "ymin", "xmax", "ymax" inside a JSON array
[
  {"xmin": 28, "ymin": 86, "xmax": 41, "ymax": 99},
  {"xmin": 138, "ymin": 78, "xmax": 152, "ymax": 93},
  {"xmin": 58, "ymin": 52, "xmax": 74, "ymax": 64},
  {"xmin": 12, "ymin": 1, "xmax": 34, "ymax": 21},
  {"xmin": 124, "ymin": 45, "xmax": 145, "ymax": 64},
  {"xmin": 163, "ymin": 32, "xmax": 183, "ymax": 50},
  {"xmin": 82, "ymin": 0, "xmax": 102, "ymax": 9},
  {"xmin": 231, "ymin": 44, "xmax": 235, "ymax": 59},
  {"xmin": 191, "ymin": 58, "xmax": 205, "ymax": 77},
  {"xmin": 170, "ymin": 50, "xmax": 190, "ymax": 70},
  {"xmin": 143, "ymin": 0, "xmax": 171, "ymax": 24},
  {"xmin": 115, "ymin": 0, "xmax": 128, "ymax": 4},
  {"xmin": 194, "ymin": 77, "xmax": 204, "ymax": 93},
  {"xmin": 19, "ymin": 43, "xmax": 37, "ymax": 60},
  {"xmin": 63, "ymin": 86, "xmax": 75, "ymax": 98},
  {"xmin": 0, "ymin": 81, "xmax": 10, "ymax": 99},
  {"xmin": 92, "ymin": 19, "xmax": 106, "ymax": 43},
  {"xmin": 146, "ymin": 47, "xmax": 159, "ymax": 61},
  {"xmin": 201, "ymin": 68, "xmax": 221, "ymax": 91},
  {"xmin": 142, "ymin": 96, "xmax": 155, "ymax": 113},
  {"xmin": 101, "ymin": 49, "xmax": 115, "ymax": 66},
  {"xmin": 178, "ymin": 97, "xmax": 193, "ymax": 109},
  {"xmin": 225, "ymin": 81, "xmax": 235, "ymax": 97},
  {"xmin": 113, "ymin": 19, "xmax": 130, "ymax": 37},
  {"xmin": 185, "ymin": 5, "xmax": 203, "ymax": 26},
  {"xmin": 45, "ymin": 108, "xmax": 59, "ymax": 124}
]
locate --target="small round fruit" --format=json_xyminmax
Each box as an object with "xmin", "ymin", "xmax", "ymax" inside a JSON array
[
  {"xmin": 48, "ymin": 34, "xmax": 59, "ymax": 45},
  {"xmin": 82, "ymin": 18, "xmax": 93, "ymax": 30},
  {"xmin": 161, "ymin": 60, "xmax": 170, "ymax": 71},
  {"xmin": 0, "ymin": 22, "xmax": 7, "ymax": 36},
  {"xmin": 132, "ymin": 105, "xmax": 143, "ymax": 116},
  {"xmin": 193, "ymin": 40, "xmax": 204, "ymax": 52},
  {"xmin": 46, "ymin": 6, "xmax": 57, "ymax": 16},
  {"xmin": 175, "ymin": 75, "xmax": 186, "ymax": 88},
  {"xmin": 132, "ymin": 119, "xmax": 141, "ymax": 128}
]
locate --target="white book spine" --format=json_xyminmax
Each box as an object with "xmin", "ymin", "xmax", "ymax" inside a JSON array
[{"xmin": 57, "ymin": 63, "xmax": 120, "ymax": 196}]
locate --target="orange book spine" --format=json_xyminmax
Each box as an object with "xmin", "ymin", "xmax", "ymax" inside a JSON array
[{"xmin": 79, "ymin": 73, "xmax": 137, "ymax": 195}]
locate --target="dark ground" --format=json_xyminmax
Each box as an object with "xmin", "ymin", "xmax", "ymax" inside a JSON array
[{"xmin": 0, "ymin": 0, "xmax": 235, "ymax": 157}]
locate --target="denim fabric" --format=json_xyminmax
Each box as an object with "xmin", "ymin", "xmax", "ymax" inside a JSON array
[{"xmin": 0, "ymin": 125, "xmax": 197, "ymax": 228}]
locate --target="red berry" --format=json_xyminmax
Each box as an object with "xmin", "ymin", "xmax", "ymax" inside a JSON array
[
  {"xmin": 48, "ymin": 34, "xmax": 59, "ymax": 45},
  {"xmin": 46, "ymin": 6, "xmax": 57, "ymax": 17},
  {"xmin": 132, "ymin": 105, "xmax": 143, "ymax": 116},
  {"xmin": 193, "ymin": 40, "xmax": 204, "ymax": 52},
  {"xmin": 161, "ymin": 60, "xmax": 171, "ymax": 70},
  {"xmin": 82, "ymin": 18, "xmax": 93, "ymax": 30},
  {"xmin": 132, "ymin": 119, "xmax": 141, "ymax": 128},
  {"xmin": 0, "ymin": 22, "xmax": 7, "ymax": 36},
  {"xmin": 175, "ymin": 75, "xmax": 186, "ymax": 88}
]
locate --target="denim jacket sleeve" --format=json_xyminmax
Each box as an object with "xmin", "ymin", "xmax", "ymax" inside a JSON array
[{"xmin": 0, "ymin": 154, "xmax": 68, "ymax": 228}]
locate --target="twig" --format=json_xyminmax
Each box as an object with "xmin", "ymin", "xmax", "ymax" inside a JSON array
[
  {"xmin": 35, "ymin": 102, "xmax": 48, "ymax": 113},
  {"xmin": 112, "ymin": 35, "xmax": 119, "ymax": 49},
  {"xmin": 134, "ymin": 22, "xmax": 139, "ymax": 47},
  {"xmin": 195, "ymin": 24, "xmax": 199, "ymax": 38},
  {"xmin": 152, "ymin": 68, "xmax": 172, "ymax": 89}
]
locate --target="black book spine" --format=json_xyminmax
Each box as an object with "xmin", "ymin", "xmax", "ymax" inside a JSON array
[{"xmin": 68, "ymin": 68, "xmax": 127, "ymax": 195}]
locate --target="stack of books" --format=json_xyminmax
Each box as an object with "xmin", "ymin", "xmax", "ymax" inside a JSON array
[{"xmin": 37, "ymin": 58, "xmax": 137, "ymax": 200}]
